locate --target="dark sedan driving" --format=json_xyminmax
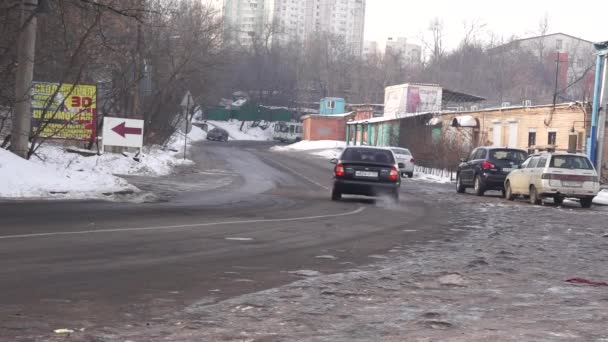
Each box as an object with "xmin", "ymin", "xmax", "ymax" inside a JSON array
[{"xmin": 331, "ymin": 146, "xmax": 403, "ymax": 202}]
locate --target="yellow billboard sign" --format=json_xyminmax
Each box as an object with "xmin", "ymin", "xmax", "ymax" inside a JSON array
[{"xmin": 31, "ymin": 82, "xmax": 97, "ymax": 141}]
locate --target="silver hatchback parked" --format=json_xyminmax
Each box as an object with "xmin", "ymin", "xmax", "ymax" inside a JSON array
[{"xmin": 504, "ymin": 152, "xmax": 600, "ymax": 208}]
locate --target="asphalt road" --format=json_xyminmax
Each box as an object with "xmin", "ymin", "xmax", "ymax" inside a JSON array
[{"xmin": 0, "ymin": 141, "xmax": 454, "ymax": 341}]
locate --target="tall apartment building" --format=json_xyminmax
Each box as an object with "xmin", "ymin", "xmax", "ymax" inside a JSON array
[
  {"xmin": 385, "ymin": 37, "xmax": 422, "ymax": 65},
  {"xmin": 211, "ymin": 0, "xmax": 366, "ymax": 55},
  {"xmin": 363, "ymin": 40, "xmax": 380, "ymax": 59},
  {"xmin": 274, "ymin": 0, "xmax": 366, "ymax": 55},
  {"xmin": 208, "ymin": 0, "xmax": 275, "ymax": 48}
]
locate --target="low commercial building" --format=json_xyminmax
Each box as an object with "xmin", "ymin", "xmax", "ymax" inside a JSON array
[
  {"xmin": 302, "ymin": 107, "xmax": 374, "ymax": 141},
  {"xmin": 346, "ymin": 102, "xmax": 608, "ymax": 179}
]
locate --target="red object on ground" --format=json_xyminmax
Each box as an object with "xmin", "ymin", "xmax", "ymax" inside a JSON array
[{"xmin": 565, "ymin": 278, "xmax": 608, "ymax": 287}]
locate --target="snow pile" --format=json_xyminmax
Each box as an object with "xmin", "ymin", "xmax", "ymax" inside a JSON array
[
  {"xmin": 0, "ymin": 148, "xmax": 131, "ymax": 198},
  {"xmin": 413, "ymin": 166, "xmax": 454, "ymax": 184},
  {"xmin": 272, "ymin": 140, "xmax": 346, "ymax": 159},
  {"xmin": 207, "ymin": 120, "xmax": 273, "ymax": 141},
  {"xmin": 272, "ymin": 140, "xmax": 346, "ymax": 152},
  {"xmin": 0, "ymin": 126, "xmax": 207, "ymax": 199},
  {"xmin": 594, "ymin": 189, "xmax": 608, "ymax": 205}
]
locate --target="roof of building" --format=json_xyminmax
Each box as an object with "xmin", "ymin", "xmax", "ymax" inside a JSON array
[
  {"xmin": 302, "ymin": 112, "xmax": 354, "ymax": 119},
  {"xmin": 489, "ymin": 32, "xmax": 594, "ymax": 53},
  {"xmin": 513, "ymin": 32, "xmax": 593, "ymax": 44},
  {"xmin": 443, "ymin": 88, "xmax": 486, "ymax": 103},
  {"xmin": 346, "ymin": 102, "xmax": 582, "ymax": 125}
]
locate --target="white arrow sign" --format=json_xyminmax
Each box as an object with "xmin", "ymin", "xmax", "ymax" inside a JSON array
[{"xmin": 102, "ymin": 117, "xmax": 144, "ymax": 150}]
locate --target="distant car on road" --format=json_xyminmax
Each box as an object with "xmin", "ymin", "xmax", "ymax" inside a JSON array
[
  {"xmin": 456, "ymin": 147, "xmax": 528, "ymax": 196},
  {"xmin": 206, "ymin": 127, "xmax": 229, "ymax": 142},
  {"xmin": 390, "ymin": 147, "xmax": 415, "ymax": 178},
  {"xmin": 504, "ymin": 152, "xmax": 600, "ymax": 208},
  {"xmin": 331, "ymin": 146, "xmax": 404, "ymax": 202}
]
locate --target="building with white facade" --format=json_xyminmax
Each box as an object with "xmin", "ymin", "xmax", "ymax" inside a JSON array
[
  {"xmin": 500, "ymin": 33, "xmax": 594, "ymax": 78},
  {"xmin": 209, "ymin": 0, "xmax": 275, "ymax": 48},
  {"xmin": 363, "ymin": 40, "xmax": 380, "ymax": 59},
  {"xmin": 489, "ymin": 33, "xmax": 596, "ymax": 102},
  {"xmin": 272, "ymin": 0, "xmax": 367, "ymax": 55},
  {"xmin": 385, "ymin": 37, "xmax": 422, "ymax": 65},
  {"xmin": 209, "ymin": 0, "xmax": 366, "ymax": 54}
]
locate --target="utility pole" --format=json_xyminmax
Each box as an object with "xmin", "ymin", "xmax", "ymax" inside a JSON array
[
  {"xmin": 589, "ymin": 41, "xmax": 608, "ymax": 168},
  {"xmin": 552, "ymin": 52, "xmax": 561, "ymax": 107},
  {"xmin": 595, "ymin": 55, "xmax": 608, "ymax": 175},
  {"xmin": 11, "ymin": 0, "xmax": 39, "ymax": 158}
]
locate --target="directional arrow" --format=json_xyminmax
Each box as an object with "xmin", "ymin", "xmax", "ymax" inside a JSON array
[{"xmin": 112, "ymin": 122, "xmax": 142, "ymax": 138}]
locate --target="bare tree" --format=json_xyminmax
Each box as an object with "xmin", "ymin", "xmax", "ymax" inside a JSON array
[{"xmin": 426, "ymin": 17, "xmax": 445, "ymax": 63}]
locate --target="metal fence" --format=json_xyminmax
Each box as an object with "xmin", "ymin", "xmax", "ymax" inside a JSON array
[
  {"xmin": 205, "ymin": 104, "xmax": 294, "ymax": 122},
  {"xmin": 414, "ymin": 164, "xmax": 457, "ymax": 182}
]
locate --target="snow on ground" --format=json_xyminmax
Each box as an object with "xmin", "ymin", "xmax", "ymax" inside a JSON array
[
  {"xmin": 412, "ymin": 166, "xmax": 455, "ymax": 184},
  {"xmin": 272, "ymin": 140, "xmax": 346, "ymax": 152},
  {"xmin": 0, "ymin": 148, "xmax": 130, "ymax": 198},
  {"xmin": 594, "ymin": 189, "xmax": 608, "ymax": 205},
  {"xmin": 206, "ymin": 120, "xmax": 273, "ymax": 141},
  {"xmin": 272, "ymin": 140, "xmax": 346, "ymax": 159},
  {"xmin": 0, "ymin": 126, "xmax": 207, "ymax": 199}
]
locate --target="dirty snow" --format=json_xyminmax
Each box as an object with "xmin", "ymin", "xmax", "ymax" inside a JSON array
[
  {"xmin": 594, "ymin": 189, "xmax": 608, "ymax": 205},
  {"xmin": 412, "ymin": 166, "xmax": 455, "ymax": 184},
  {"xmin": 0, "ymin": 147, "xmax": 131, "ymax": 198},
  {"xmin": 206, "ymin": 120, "xmax": 273, "ymax": 141},
  {"xmin": 272, "ymin": 140, "xmax": 346, "ymax": 152},
  {"xmin": 272, "ymin": 140, "xmax": 346, "ymax": 159},
  {"xmin": 0, "ymin": 126, "xmax": 207, "ymax": 199}
]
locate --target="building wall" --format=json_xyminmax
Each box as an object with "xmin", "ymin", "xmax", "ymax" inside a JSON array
[
  {"xmin": 441, "ymin": 103, "xmax": 589, "ymax": 153},
  {"xmin": 216, "ymin": 0, "xmax": 275, "ymax": 48},
  {"xmin": 509, "ymin": 34, "xmax": 595, "ymax": 100},
  {"xmin": 385, "ymin": 37, "xmax": 421, "ymax": 64},
  {"xmin": 274, "ymin": 0, "xmax": 366, "ymax": 55},
  {"xmin": 302, "ymin": 109, "xmax": 372, "ymax": 141},
  {"xmin": 363, "ymin": 40, "xmax": 379, "ymax": 59},
  {"xmin": 302, "ymin": 115, "xmax": 348, "ymax": 141},
  {"xmin": 319, "ymin": 97, "xmax": 346, "ymax": 115}
]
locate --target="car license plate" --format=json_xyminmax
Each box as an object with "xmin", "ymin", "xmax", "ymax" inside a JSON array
[
  {"xmin": 502, "ymin": 168, "xmax": 513, "ymax": 172},
  {"xmin": 355, "ymin": 171, "xmax": 378, "ymax": 178},
  {"xmin": 563, "ymin": 181, "xmax": 582, "ymax": 187}
]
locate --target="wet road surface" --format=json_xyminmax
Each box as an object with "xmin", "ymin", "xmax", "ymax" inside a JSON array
[
  {"xmin": 2, "ymin": 141, "xmax": 607, "ymax": 341},
  {"xmin": 1, "ymin": 141, "xmax": 451, "ymax": 340}
]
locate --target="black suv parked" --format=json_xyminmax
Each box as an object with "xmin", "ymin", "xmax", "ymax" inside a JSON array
[{"xmin": 456, "ymin": 147, "xmax": 528, "ymax": 196}]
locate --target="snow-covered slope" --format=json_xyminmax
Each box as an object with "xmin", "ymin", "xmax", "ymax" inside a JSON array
[
  {"xmin": 207, "ymin": 120, "xmax": 273, "ymax": 141},
  {"xmin": 0, "ymin": 126, "xmax": 207, "ymax": 199}
]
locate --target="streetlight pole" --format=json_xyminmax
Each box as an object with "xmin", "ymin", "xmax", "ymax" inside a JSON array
[
  {"xmin": 11, "ymin": 0, "xmax": 39, "ymax": 158},
  {"xmin": 589, "ymin": 41, "xmax": 608, "ymax": 169}
]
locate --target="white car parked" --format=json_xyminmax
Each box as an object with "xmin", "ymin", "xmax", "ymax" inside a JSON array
[
  {"xmin": 390, "ymin": 147, "xmax": 415, "ymax": 178},
  {"xmin": 504, "ymin": 152, "xmax": 600, "ymax": 208}
]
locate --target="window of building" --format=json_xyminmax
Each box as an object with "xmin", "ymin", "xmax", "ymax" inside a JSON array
[
  {"xmin": 556, "ymin": 39, "xmax": 563, "ymax": 50},
  {"xmin": 326, "ymin": 100, "xmax": 335, "ymax": 109},
  {"xmin": 548, "ymin": 131, "xmax": 557, "ymax": 145},
  {"xmin": 528, "ymin": 131, "xmax": 536, "ymax": 147}
]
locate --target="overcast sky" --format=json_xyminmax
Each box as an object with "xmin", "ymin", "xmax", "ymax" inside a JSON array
[{"xmin": 365, "ymin": 0, "xmax": 608, "ymax": 50}]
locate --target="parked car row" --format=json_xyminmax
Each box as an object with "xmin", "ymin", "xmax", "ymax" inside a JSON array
[{"xmin": 456, "ymin": 147, "xmax": 601, "ymax": 208}]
